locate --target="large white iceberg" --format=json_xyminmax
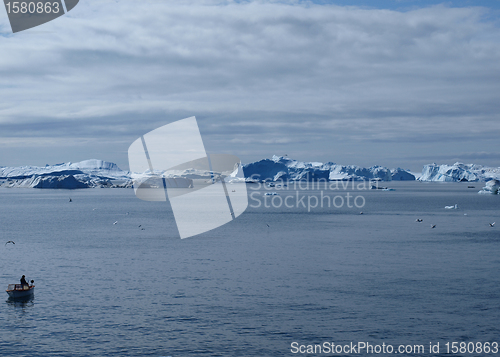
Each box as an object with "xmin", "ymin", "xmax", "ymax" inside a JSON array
[
  {"xmin": 0, "ymin": 159, "xmax": 130, "ymax": 189},
  {"xmin": 3, "ymin": 175, "xmax": 90, "ymax": 189},
  {"xmin": 418, "ymin": 163, "xmax": 500, "ymax": 182},
  {"xmin": 242, "ymin": 155, "xmax": 415, "ymax": 182}
]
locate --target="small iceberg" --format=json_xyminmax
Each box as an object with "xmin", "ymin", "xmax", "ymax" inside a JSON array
[{"xmin": 479, "ymin": 179, "xmax": 500, "ymax": 194}]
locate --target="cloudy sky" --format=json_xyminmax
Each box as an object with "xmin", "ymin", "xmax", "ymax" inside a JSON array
[{"xmin": 0, "ymin": 0, "xmax": 499, "ymax": 171}]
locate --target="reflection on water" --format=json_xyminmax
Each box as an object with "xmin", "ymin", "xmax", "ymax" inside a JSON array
[{"xmin": 6, "ymin": 296, "xmax": 35, "ymax": 308}]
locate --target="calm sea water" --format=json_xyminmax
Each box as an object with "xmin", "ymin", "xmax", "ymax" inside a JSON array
[{"xmin": 0, "ymin": 182, "xmax": 499, "ymax": 356}]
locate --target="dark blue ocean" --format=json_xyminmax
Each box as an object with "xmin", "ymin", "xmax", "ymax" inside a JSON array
[{"xmin": 0, "ymin": 182, "xmax": 499, "ymax": 356}]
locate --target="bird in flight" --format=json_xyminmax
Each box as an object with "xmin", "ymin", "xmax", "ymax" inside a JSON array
[
  {"xmin": 113, "ymin": 221, "xmax": 118, "ymax": 225},
  {"xmin": 490, "ymin": 222, "xmax": 496, "ymax": 227},
  {"xmin": 416, "ymin": 219, "xmax": 423, "ymax": 222},
  {"xmin": 431, "ymin": 225, "xmax": 436, "ymax": 229},
  {"xmin": 5, "ymin": 241, "xmax": 15, "ymax": 246}
]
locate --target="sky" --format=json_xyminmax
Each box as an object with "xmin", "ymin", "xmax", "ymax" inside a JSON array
[{"xmin": 0, "ymin": 0, "xmax": 499, "ymax": 172}]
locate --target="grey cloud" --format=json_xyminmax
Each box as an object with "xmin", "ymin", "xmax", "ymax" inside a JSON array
[
  {"xmin": 406, "ymin": 151, "xmax": 500, "ymax": 163},
  {"xmin": 0, "ymin": 1, "xmax": 499, "ymax": 169}
]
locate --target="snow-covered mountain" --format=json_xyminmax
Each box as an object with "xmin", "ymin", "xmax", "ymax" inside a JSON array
[
  {"xmin": 242, "ymin": 155, "xmax": 415, "ymax": 182},
  {"xmin": 418, "ymin": 163, "xmax": 500, "ymax": 182}
]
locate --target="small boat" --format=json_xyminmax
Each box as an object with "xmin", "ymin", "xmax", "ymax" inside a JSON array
[{"xmin": 6, "ymin": 282, "xmax": 35, "ymax": 299}]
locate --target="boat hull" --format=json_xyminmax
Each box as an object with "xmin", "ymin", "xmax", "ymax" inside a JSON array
[{"xmin": 6, "ymin": 286, "xmax": 35, "ymax": 299}]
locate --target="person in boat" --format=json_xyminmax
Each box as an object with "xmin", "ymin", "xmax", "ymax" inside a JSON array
[{"xmin": 20, "ymin": 275, "xmax": 29, "ymax": 287}]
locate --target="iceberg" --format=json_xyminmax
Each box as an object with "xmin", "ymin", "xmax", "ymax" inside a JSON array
[
  {"xmin": 242, "ymin": 158, "xmax": 289, "ymax": 182},
  {"xmin": 13, "ymin": 156, "xmax": 500, "ymax": 189},
  {"xmin": 391, "ymin": 168, "xmax": 417, "ymax": 181},
  {"xmin": 418, "ymin": 163, "xmax": 500, "ymax": 182},
  {"xmin": 242, "ymin": 156, "xmax": 415, "ymax": 182},
  {"xmin": 479, "ymin": 179, "xmax": 500, "ymax": 194},
  {"xmin": 0, "ymin": 156, "xmax": 417, "ymax": 188},
  {"xmin": 0, "ymin": 159, "xmax": 130, "ymax": 189},
  {"xmin": 4, "ymin": 175, "xmax": 91, "ymax": 189}
]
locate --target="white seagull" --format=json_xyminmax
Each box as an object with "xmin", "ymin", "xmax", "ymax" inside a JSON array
[
  {"xmin": 444, "ymin": 204, "xmax": 458, "ymax": 209},
  {"xmin": 113, "ymin": 221, "xmax": 118, "ymax": 225},
  {"xmin": 490, "ymin": 222, "xmax": 496, "ymax": 227}
]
